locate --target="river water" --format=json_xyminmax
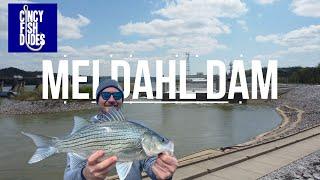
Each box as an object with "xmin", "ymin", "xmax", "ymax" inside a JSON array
[{"xmin": 0, "ymin": 104, "xmax": 281, "ymax": 179}]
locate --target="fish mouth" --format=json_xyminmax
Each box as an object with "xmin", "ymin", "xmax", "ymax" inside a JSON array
[
  {"xmin": 167, "ymin": 141, "xmax": 174, "ymax": 155},
  {"xmin": 163, "ymin": 141, "xmax": 174, "ymax": 155},
  {"xmin": 143, "ymin": 141, "xmax": 174, "ymax": 157}
]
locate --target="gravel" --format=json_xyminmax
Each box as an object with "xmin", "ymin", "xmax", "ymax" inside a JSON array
[
  {"xmin": 256, "ymin": 85, "xmax": 320, "ymax": 180},
  {"xmin": 275, "ymin": 85, "xmax": 320, "ymax": 135},
  {"xmin": 0, "ymin": 98, "xmax": 97, "ymax": 114},
  {"xmin": 259, "ymin": 150, "xmax": 320, "ymax": 180}
]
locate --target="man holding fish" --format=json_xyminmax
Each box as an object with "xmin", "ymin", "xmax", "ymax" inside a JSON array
[{"xmin": 64, "ymin": 79, "xmax": 178, "ymax": 180}]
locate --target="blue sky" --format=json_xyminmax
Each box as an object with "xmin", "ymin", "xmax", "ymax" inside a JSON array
[{"xmin": 0, "ymin": 0, "xmax": 319, "ymax": 75}]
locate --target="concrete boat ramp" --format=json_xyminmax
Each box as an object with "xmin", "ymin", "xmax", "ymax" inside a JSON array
[
  {"xmin": 173, "ymin": 125, "xmax": 320, "ymax": 180},
  {"xmin": 107, "ymin": 125, "xmax": 320, "ymax": 180}
]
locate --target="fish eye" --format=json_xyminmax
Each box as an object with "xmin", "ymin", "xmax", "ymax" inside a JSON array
[{"xmin": 162, "ymin": 138, "xmax": 165, "ymax": 142}]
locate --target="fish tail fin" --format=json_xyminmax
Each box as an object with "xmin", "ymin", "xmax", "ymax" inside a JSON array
[{"xmin": 21, "ymin": 131, "xmax": 58, "ymax": 164}]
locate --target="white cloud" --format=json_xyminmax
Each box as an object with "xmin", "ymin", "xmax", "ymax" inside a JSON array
[
  {"xmin": 155, "ymin": 0, "xmax": 247, "ymax": 19},
  {"xmin": 255, "ymin": 24, "xmax": 320, "ymax": 61},
  {"xmin": 0, "ymin": 8, "xmax": 8, "ymax": 39},
  {"xmin": 85, "ymin": 39, "xmax": 162, "ymax": 57},
  {"xmin": 255, "ymin": 0, "xmax": 279, "ymax": 5},
  {"xmin": 119, "ymin": 0, "xmax": 247, "ymax": 55},
  {"xmin": 120, "ymin": 18, "xmax": 230, "ymax": 37},
  {"xmin": 290, "ymin": 0, "xmax": 320, "ymax": 17},
  {"xmin": 237, "ymin": 20, "xmax": 248, "ymax": 31},
  {"xmin": 0, "ymin": 21, "xmax": 7, "ymax": 39},
  {"xmin": 59, "ymin": 35, "xmax": 226, "ymax": 58},
  {"xmin": 256, "ymin": 24, "xmax": 320, "ymax": 47},
  {"xmin": 58, "ymin": 45, "xmax": 79, "ymax": 54},
  {"xmin": 58, "ymin": 13, "xmax": 90, "ymax": 40},
  {"xmin": 254, "ymin": 44, "xmax": 320, "ymax": 60}
]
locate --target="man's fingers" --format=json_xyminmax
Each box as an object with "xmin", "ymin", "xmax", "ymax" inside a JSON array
[
  {"xmin": 84, "ymin": 154, "xmax": 117, "ymax": 179},
  {"xmin": 157, "ymin": 157, "xmax": 176, "ymax": 173},
  {"xmin": 95, "ymin": 156, "xmax": 117, "ymax": 171},
  {"xmin": 156, "ymin": 158, "xmax": 170, "ymax": 172},
  {"xmin": 152, "ymin": 164, "xmax": 162, "ymax": 176},
  {"xmin": 152, "ymin": 163, "xmax": 171, "ymax": 180},
  {"xmin": 93, "ymin": 163, "xmax": 116, "ymax": 178},
  {"xmin": 153, "ymin": 163, "xmax": 166, "ymax": 173},
  {"xmin": 88, "ymin": 150, "xmax": 105, "ymax": 166},
  {"xmin": 159, "ymin": 154, "xmax": 178, "ymax": 167}
]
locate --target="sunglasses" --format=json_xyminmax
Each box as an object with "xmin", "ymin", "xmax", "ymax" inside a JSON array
[{"xmin": 101, "ymin": 91, "xmax": 123, "ymax": 101}]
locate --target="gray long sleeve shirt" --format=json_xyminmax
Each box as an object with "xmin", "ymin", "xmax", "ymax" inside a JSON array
[{"xmin": 63, "ymin": 114, "xmax": 158, "ymax": 180}]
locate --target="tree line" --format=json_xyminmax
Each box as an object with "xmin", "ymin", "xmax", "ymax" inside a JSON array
[{"xmin": 245, "ymin": 63, "xmax": 320, "ymax": 84}]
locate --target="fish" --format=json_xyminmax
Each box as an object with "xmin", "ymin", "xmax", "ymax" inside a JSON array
[{"xmin": 21, "ymin": 107, "xmax": 174, "ymax": 180}]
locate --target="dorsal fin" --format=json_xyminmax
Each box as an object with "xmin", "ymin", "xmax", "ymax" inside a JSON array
[
  {"xmin": 71, "ymin": 116, "xmax": 90, "ymax": 134},
  {"xmin": 101, "ymin": 107, "xmax": 126, "ymax": 121}
]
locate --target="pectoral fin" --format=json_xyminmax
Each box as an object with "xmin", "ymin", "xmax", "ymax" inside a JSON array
[
  {"xmin": 69, "ymin": 153, "xmax": 86, "ymax": 169},
  {"xmin": 116, "ymin": 161, "xmax": 133, "ymax": 180}
]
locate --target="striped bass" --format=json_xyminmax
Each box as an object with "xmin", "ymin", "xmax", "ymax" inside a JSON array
[{"xmin": 22, "ymin": 107, "xmax": 174, "ymax": 180}]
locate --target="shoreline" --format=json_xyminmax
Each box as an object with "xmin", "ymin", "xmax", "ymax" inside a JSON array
[
  {"xmin": 224, "ymin": 84, "xmax": 320, "ymax": 151},
  {"xmin": 232, "ymin": 105, "xmax": 304, "ymax": 148}
]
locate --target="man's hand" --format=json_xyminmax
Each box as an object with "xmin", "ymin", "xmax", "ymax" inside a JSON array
[
  {"xmin": 152, "ymin": 153, "xmax": 178, "ymax": 180},
  {"xmin": 83, "ymin": 150, "xmax": 117, "ymax": 180}
]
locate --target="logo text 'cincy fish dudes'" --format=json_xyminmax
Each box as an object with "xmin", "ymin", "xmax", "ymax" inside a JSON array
[
  {"xmin": 8, "ymin": 3, "xmax": 57, "ymax": 52},
  {"xmin": 19, "ymin": 5, "xmax": 45, "ymax": 51}
]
